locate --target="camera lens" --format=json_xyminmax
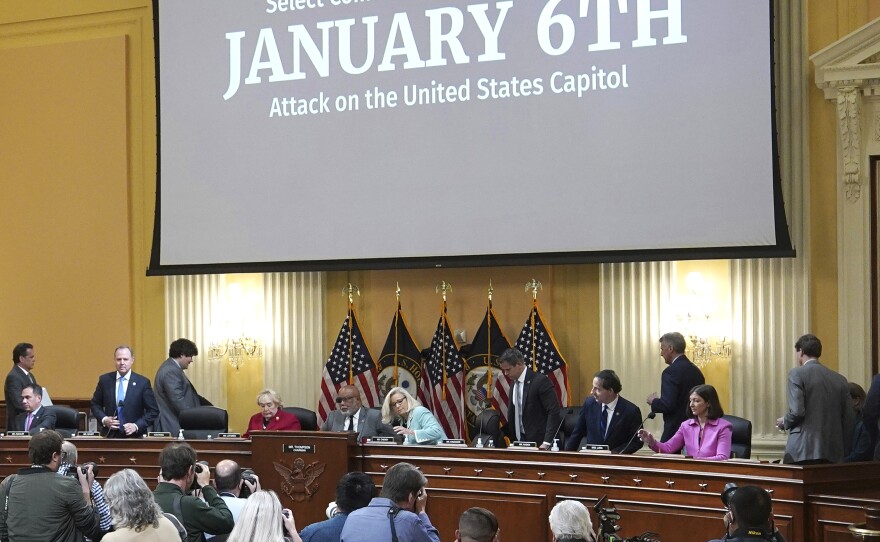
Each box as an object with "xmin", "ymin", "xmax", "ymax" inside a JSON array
[{"xmin": 720, "ymin": 482, "xmax": 738, "ymax": 507}]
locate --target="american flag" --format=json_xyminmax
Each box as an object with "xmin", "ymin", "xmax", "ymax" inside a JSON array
[
  {"xmin": 514, "ymin": 304, "xmax": 570, "ymax": 407},
  {"xmin": 465, "ymin": 304, "xmax": 511, "ymax": 436},
  {"xmin": 422, "ymin": 305, "xmax": 464, "ymax": 439},
  {"xmin": 317, "ymin": 307, "xmax": 380, "ymax": 427}
]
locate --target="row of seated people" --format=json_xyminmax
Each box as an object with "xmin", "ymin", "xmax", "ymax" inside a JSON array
[{"xmin": 0, "ymin": 430, "xmax": 787, "ymax": 542}]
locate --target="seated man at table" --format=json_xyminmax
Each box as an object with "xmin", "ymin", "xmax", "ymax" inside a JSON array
[
  {"xmin": 564, "ymin": 369, "xmax": 644, "ymax": 453},
  {"xmin": 708, "ymin": 485, "xmax": 785, "ymax": 542},
  {"xmin": 15, "ymin": 385, "xmax": 56, "ymax": 433},
  {"xmin": 321, "ymin": 384, "xmax": 394, "ymax": 439}
]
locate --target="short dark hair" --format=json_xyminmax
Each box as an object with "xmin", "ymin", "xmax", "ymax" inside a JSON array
[
  {"xmin": 159, "ymin": 442, "xmax": 197, "ymax": 480},
  {"xmin": 593, "ymin": 369, "xmax": 622, "ymax": 394},
  {"xmin": 12, "ymin": 343, "xmax": 33, "ymax": 365},
  {"xmin": 21, "ymin": 385, "xmax": 42, "ymax": 399},
  {"xmin": 29, "ymin": 430, "xmax": 63, "ymax": 465},
  {"xmin": 729, "ymin": 485, "xmax": 773, "ymax": 530},
  {"xmin": 794, "ymin": 334, "xmax": 822, "ymax": 358},
  {"xmin": 335, "ymin": 472, "xmax": 375, "ymax": 514},
  {"xmin": 214, "ymin": 461, "xmax": 241, "ymax": 492},
  {"xmin": 498, "ymin": 348, "xmax": 525, "ymax": 366},
  {"xmin": 379, "ymin": 462, "xmax": 426, "ymax": 504},
  {"xmin": 168, "ymin": 338, "xmax": 198, "ymax": 359},
  {"xmin": 659, "ymin": 332, "xmax": 686, "ymax": 354},
  {"xmin": 459, "ymin": 507, "xmax": 499, "ymax": 542},
  {"xmin": 689, "ymin": 384, "xmax": 724, "ymax": 420}
]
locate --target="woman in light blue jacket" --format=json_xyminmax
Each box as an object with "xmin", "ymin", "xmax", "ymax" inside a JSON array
[{"xmin": 381, "ymin": 386, "xmax": 447, "ymax": 445}]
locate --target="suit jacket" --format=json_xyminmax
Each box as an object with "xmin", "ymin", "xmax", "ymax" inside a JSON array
[
  {"xmin": 863, "ymin": 373, "xmax": 880, "ymax": 461},
  {"xmin": 650, "ymin": 355, "xmax": 705, "ymax": 441},
  {"xmin": 14, "ymin": 405, "xmax": 56, "ymax": 434},
  {"xmin": 153, "ymin": 358, "xmax": 210, "ymax": 434},
  {"xmin": 243, "ymin": 408, "xmax": 301, "ymax": 438},
  {"xmin": 321, "ymin": 406, "xmax": 394, "ymax": 439},
  {"xmin": 504, "ymin": 368, "xmax": 562, "ymax": 445},
  {"xmin": 4, "ymin": 365, "xmax": 38, "ymax": 430},
  {"xmin": 650, "ymin": 416, "xmax": 732, "ymax": 460},
  {"xmin": 782, "ymin": 360, "xmax": 854, "ymax": 463},
  {"xmin": 564, "ymin": 395, "xmax": 644, "ymax": 453},
  {"xmin": 90, "ymin": 371, "xmax": 160, "ymax": 437}
]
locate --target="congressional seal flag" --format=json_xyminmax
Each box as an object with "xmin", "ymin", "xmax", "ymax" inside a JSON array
[
  {"xmin": 317, "ymin": 286, "xmax": 380, "ymax": 427},
  {"xmin": 376, "ymin": 298, "xmax": 424, "ymax": 405},
  {"xmin": 423, "ymin": 281, "xmax": 465, "ymax": 439},
  {"xmin": 514, "ymin": 280, "xmax": 570, "ymax": 407}
]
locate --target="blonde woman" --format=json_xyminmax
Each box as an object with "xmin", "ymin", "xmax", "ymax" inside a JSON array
[
  {"xmin": 381, "ymin": 387, "xmax": 446, "ymax": 445},
  {"xmin": 227, "ymin": 490, "xmax": 299, "ymax": 542}
]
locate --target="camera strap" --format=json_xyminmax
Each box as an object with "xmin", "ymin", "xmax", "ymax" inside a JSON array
[
  {"xmin": 387, "ymin": 504, "xmax": 400, "ymax": 542},
  {"xmin": 1, "ymin": 475, "xmax": 16, "ymax": 514}
]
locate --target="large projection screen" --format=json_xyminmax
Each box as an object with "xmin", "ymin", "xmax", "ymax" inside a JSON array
[{"xmin": 150, "ymin": 0, "xmax": 792, "ymax": 274}]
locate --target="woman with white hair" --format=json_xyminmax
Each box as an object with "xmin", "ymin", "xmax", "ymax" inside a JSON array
[
  {"xmin": 243, "ymin": 389, "xmax": 301, "ymax": 438},
  {"xmin": 227, "ymin": 490, "xmax": 300, "ymax": 542},
  {"xmin": 102, "ymin": 469, "xmax": 183, "ymax": 541},
  {"xmin": 381, "ymin": 386, "xmax": 447, "ymax": 445},
  {"xmin": 548, "ymin": 500, "xmax": 596, "ymax": 542}
]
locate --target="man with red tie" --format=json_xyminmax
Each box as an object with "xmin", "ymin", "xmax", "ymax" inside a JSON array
[{"xmin": 16, "ymin": 385, "xmax": 55, "ymax": 434}]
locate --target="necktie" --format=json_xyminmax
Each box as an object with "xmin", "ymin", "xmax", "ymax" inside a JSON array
[
  {"xmin": 25, "ymin": 413, "xmax": 33, "ymax": 431},
  {"xmin": 600, "ymin": 404, "xmax": 608, "ymax": 440},
  {"xmin": 347, "ymin": 415, "xmax": 356, "ymax": 433},
  {"xmin": 117, "ymin": 377, "xmax": 126, "ymax": 423},
  {"xmin": 514, "ymin": 381, "xmax": 523, "ymax": 441}
]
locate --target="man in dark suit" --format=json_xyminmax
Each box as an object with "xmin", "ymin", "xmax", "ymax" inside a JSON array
[
  {"xmin": 564, "ymin": 369, "xmax": 644, "ymax": 453},
  {"xmin": 647, "ymin": 332, "xmax": 705, "ymax": 441},
  {"xmin": 90, "ymin": 346, "xmax": 160, "ymax": 437},
  {"xmin": 321, "ymin": 384, "xmax": 394, "ymax": 438},
  {"xmin": 864, "ymin": 372, "xmax": 880, "ymax": 460},
  {"xmin": 153, "ymin": 338, "xmax": 211, "ymax": 435},
  {"xmin": 5, "ymin": 343, "xmax": 39, "ymax": 430},
  {"xmin": 15, "ymin": 385, "xmax": 56, "ymax": 433},
  {"xmin": 499, "ymin": 348, "xmax": 561, "ymax": 450}
]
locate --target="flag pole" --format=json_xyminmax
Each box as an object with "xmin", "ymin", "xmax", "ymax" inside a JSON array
[
  {"xmin": 394, "ymin": 283, "xmax": 400, "ymax": 386},
  {"xmin": 486, "ymin": 281, "xmax": 494, "ymax": 394},
  {"xmin": 525, "ymin": 279, "xmax": 543, "ymax": 372},
  {"xmin": 343, "ymin": 283, "xmax": 360, "ymax": 384},
  {"xmin": 435, "ymin": 281, "xmax": 452, "ymax": 400}
]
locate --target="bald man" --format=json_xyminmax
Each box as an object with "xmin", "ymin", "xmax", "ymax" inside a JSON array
[{"xmin": 321, "ymin": 385, "xmax": 394, "ymax": 439}]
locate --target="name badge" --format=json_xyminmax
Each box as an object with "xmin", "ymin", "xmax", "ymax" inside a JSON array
[
  {"xmin": 439, "ymin": 439, "xmax": 467, "ymax": 447},
  {"xmin": 579, "ymin": 444, "xmax": 611, "ymax": 453},
  {"xmin": 218, "ymin": 433, "xmax": 241, "ymax": 438},
  {"xmin": 147, "ymin": 432, "xmax": 172, "ymax": 438},
  {"xmin": 5, "ymin": 431, "xmax": 27, "ymax": 437},
  {"xmin": 76, "ymin": 431, "xmax": 101, "ymax": 437},
  {"xmin": 284, "ymin": 444, "xmax": 315, "ymax": 454},
  {"xmin": 511, "ymin": 441, "xmax": 537, "ymax": 448},
  {"xmin": 365, "ymin": 436, "xmax": 395, "ymax": 444}
]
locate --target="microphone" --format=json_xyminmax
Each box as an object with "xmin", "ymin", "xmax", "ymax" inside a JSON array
[
  {"xmin": 548, "ymin": 413, "xmax": 567, "ymax": 450},
  {"xmin": 619, "ymin": 412, "xmax": 655, "ymax": 454}
]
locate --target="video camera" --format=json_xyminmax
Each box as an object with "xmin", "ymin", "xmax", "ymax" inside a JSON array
[{"xmin": 594, "ymin": 495, "xmax": 661, "ymax": 542}]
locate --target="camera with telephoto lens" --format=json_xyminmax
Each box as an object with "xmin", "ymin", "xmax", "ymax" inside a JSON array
[
  {"xmin": 239, "ymin": 468, "xmax": 256, "ymax": 498},
  {"xmin": 720, "ymin": 482, "xmax": 738, "ymax": 508},
  {"xmin": 189, "ymin": 461, "xmax": 209, "ymax": 491},
  {"xmin": 66, "ymin": 461, "xmax": 98, "ymax": 479},
  {"xmin": 594, "ymin": 495, "xmax": 661, "ymax": 542}
]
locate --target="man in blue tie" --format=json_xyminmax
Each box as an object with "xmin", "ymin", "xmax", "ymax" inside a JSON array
[
  {"xmin": 90, "ymin": 346, "xmax": 159, "ymax": 437},
  {"xmin": 563, "ymin": 369, "xmax": 644, "ymax": 453}
]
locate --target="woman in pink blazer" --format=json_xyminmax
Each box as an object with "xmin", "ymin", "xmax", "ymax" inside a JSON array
[{"xmin": 638, "ymin": 384, "xmax": 732, "ymax": 460}]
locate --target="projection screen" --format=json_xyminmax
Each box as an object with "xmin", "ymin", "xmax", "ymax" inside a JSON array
[{"xmin": 149, "ymin": 0, "xmax": 792, "ymax": 274}]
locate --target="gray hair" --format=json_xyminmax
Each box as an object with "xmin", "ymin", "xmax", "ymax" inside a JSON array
[
  {"xmin": 104, "ymin": 469, "xmax": 164, "ymax": 532},
  {"xmin": 227, "ymin": 490, "xmax": 285, "ymax": 542},
  {"xmin": 381, "ymin": 386, "xmax": 421, "ymax": 424},
  {"xmin": 256, "ymin": 388, "xmax": 283, "ymax": 406},
  {"xmin": 549, "ymin": 500, "xmax": 595, "ymax": 541},
  {"xmin": 61, "ymin": 441, "xmax": 78, "ymax": 465}
]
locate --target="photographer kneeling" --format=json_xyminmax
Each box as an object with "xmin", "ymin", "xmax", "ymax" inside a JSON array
[{"xmin": 710, "ymin": 485, "xmax": 786, "ymax": 542}]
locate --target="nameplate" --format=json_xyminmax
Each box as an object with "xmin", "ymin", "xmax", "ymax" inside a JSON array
[
  {"xmin": 284, "ymin": 444, "xmax": 315, "ymax": 454},
  {"xmin": 511, "ymin": 441, "xmax": 537, "ymax": 448},
  {"xmin": 5, "ymin": 431, "xmax": 27, "ymax": 437},
  {"xmin": 147, "ymin": 432, "xmax": 172, "ymax": 438},
  {"xmin": 365, "ymin": 436, "xmax": 395, "ymax": 444},
  {"xmin": 439, "ymin": 439, "xmax": 467, "ymax": 447},
  {"xmin": 579, "ymin": 444, "xmax": 610, "ymax": 454},
  {"xmin": 76, "ymin": 431, "xmax": 100, "ymax": 437},
  {"xmin": 218, "ymin": 433, "xmax": 241, "ymax": 439}
]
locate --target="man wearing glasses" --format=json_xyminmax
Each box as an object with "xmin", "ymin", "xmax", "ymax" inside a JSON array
[{"xmin": 321, "ymin": 385, "xmax": 394, "ymax": 439}]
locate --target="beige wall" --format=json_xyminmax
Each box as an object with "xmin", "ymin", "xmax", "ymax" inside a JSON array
[{"xmin": 0, "ymin": 1, "xmax": 875, "ymax": 418}]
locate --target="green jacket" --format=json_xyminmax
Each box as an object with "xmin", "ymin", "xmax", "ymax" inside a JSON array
[
  {"xmin": 153, "ymin": 482, "xmax": 233, "ymax": 542},
  {"xmin": 0, "ymin": 466, "xmax": 102, "ymax": 542}
]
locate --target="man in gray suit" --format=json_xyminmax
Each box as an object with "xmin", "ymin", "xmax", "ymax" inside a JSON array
[
  {"xmin": 776, "ymin": 334, "xmax": 855, "ymax": 464},
  {"xmin": 5, "ymin": 343, "xmax": 40, "ymax": 430},
  {"xmin": 321, "ymin": 384, "xmax": 393, "ymax": 439},
  {"xmin": 153, "ymin": 338, "xmax": 211, "ymax": 435}
]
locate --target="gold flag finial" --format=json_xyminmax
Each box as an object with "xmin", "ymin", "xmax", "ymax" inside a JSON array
[
  {"xmin": 396, "ymin": 282, "xmax": 401, "ymax": 301},
  {"xmin": 525, "ymin": 278, "xmax": 543, "ymax": 301},
  {"xmin": 488, "ymin": 280, "xmax": 494, "ymax": 302},
  {"xmin": 435, "ymin": 281, "xmax": 452, "ymax": 302},
  {"xmin": 342, "ymin": 283, "xmax": 360, "ymax": 305}
]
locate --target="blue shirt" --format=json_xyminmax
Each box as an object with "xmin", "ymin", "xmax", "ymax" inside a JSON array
[
  {"xmin": 339, "ymin": 498, "xmax": 440, "ymax": 542},
  {"xmin": 299, "ymin": 512, "xmax": 347, "ymax": 542}
]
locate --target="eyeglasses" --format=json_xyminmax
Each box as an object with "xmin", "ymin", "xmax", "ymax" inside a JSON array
[
  {"xmin": 335, "ymin": 396, "xmax": 359, "ymax": 404},
  {"xmin": 391, "ymin": 398, "xmax": 407, "ymax": 407}
]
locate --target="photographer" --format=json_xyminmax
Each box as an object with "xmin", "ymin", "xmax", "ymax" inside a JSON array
[
  {"xmin": 213, "ymin": 459, "xmax": 261, "ymax": 525},
  {"xmin": 153, "ymin": 442, "xmax": 234, "ymax": 542},
  {"xmin": 0, "ymin": 430, "xmax": 103, "ymax": 542},
  {"xmin": 710, "ymin": 485, "xmax": 786, "ymax": 542},
  {"xmin": 58, "ymin": 440, "xmax": 113, "ymax": 539}
]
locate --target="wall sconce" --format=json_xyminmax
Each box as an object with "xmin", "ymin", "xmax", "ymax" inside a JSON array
[
  {"xmin": 208, "ymin": 336, "xmax": 263, "ymax": 370},
  {"xmin": 675, "ymin": 272, "xmax": 732, "ymax": 368}
]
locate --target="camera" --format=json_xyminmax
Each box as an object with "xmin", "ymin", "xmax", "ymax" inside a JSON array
[
  {"xmin": 594, "ymin": 495, "xmax": 661, "ymax": 542},
  {"xmin": 720, "ymin": 482, "xmax": 738, "ymax": 508},
  {"xmin": 65, "ymin": 461, "xmax": 98, "ymax": 479},
  {"xmin": 240, "ymin": 468, "xmax": 257, "ymax": 498},
  {"xmin": 189, "ymin": 461, "xmax": 209, "ymax": 491}
]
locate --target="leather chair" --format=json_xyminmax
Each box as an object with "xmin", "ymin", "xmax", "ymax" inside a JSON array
[
  {"xmin": 179, "ymin": 406, "xmax": 228, "ymax": 439},
  {"xmin": 722, "ymin": 414, "xmax": 752, "ymax": 459},
  {"xmin": 471, "ymin": 408, "xmax": 505, "ymax": 448},
  {"xmin": 51, "ymin": 406, "xmax": 80, "ymax": 438},
  {"xmin": 559, "ymin": 406, "xmax": 583, "ymax": 448},
  {"xmin": 282, "ymin": 407, "xmax": 317, "ymax": 431}
]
